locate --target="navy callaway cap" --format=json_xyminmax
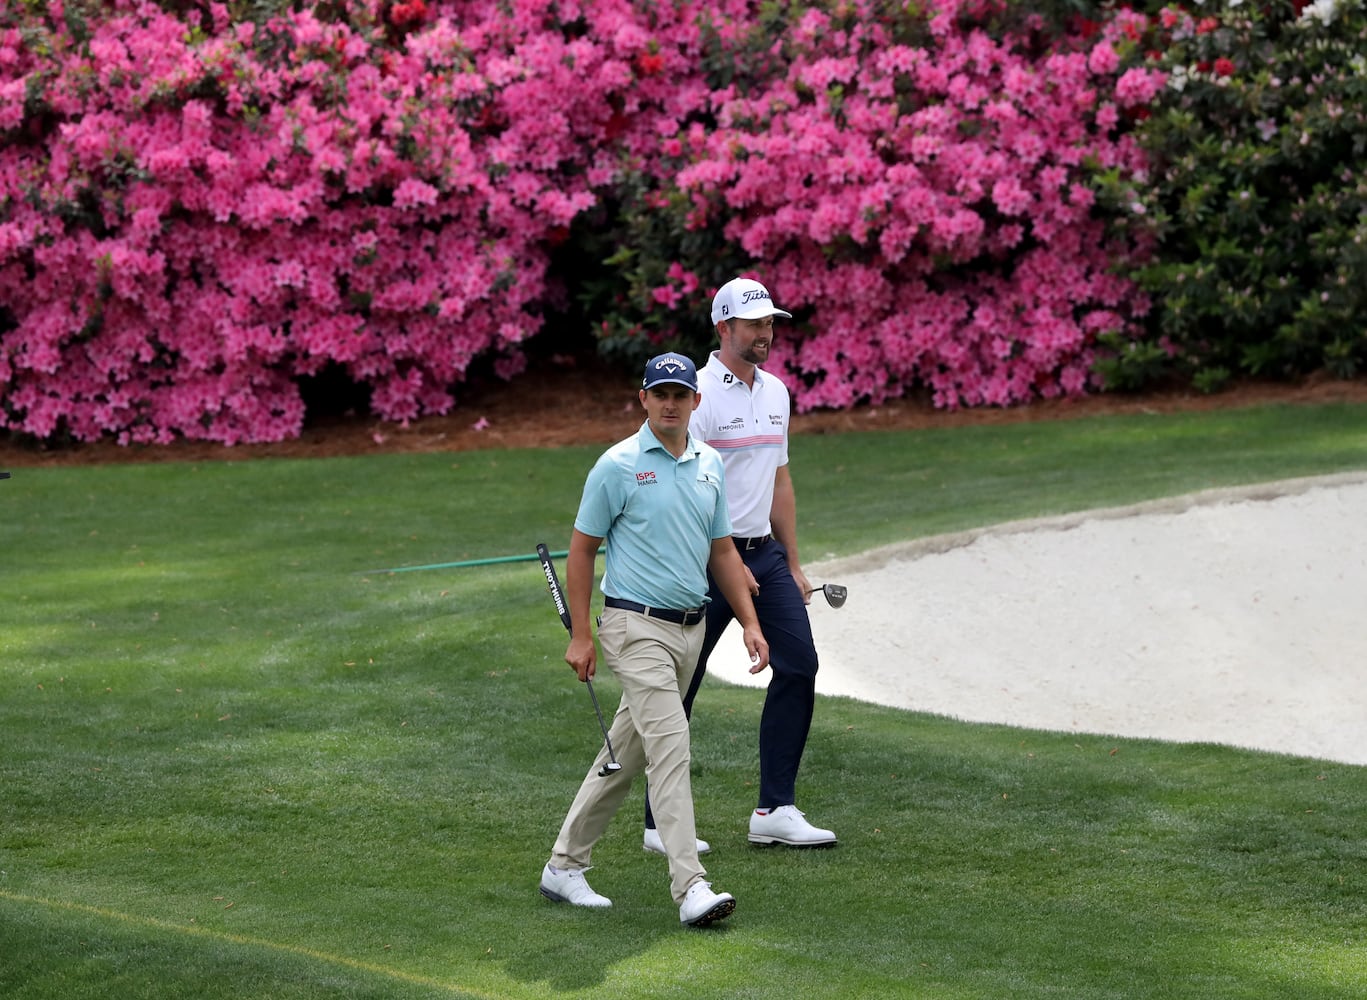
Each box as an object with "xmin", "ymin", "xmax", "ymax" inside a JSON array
[{"xmin": 642, "ymin": 353, "xmax": 699, "ymax": 391}]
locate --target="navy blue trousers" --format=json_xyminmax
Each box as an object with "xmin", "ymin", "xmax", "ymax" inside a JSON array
[{"xmin": 646, "ymin": 538, "xmax": 818, "ymax": 825}]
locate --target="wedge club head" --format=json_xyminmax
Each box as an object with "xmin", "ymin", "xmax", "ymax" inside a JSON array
[{"xmin": 806, "ymin": 583, "xmax": 848, "ymax": 608}]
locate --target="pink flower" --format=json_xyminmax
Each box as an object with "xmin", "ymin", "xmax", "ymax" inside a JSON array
[
  {"xmin": 393, "ymin": 178, "xmax": 439, "ymax": 210},
  {"xmin": 1087, "ymin": 43, "xmax": 1121, "ymax": 76},
  {"xmin": 991, "ymin": 177, "xmax": 1033, "ymax": 217},
  {"xmin": 1114, "ymin": 68, "xmax": 1165, "ymax": 107}
]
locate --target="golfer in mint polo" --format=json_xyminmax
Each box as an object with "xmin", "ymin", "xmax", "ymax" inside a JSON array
[{"xmin": 540, "ymin": 352, "xmax": 770, "ymax": 928}]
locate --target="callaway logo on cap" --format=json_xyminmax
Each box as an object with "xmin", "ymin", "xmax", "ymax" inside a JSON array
[
  {"xmin": 642, "ymin": 353, "xmax": 699, "ymax": 391},
  {"xmin": 711, "ymin": 277, "xmax": 794, "ymax": 325}
]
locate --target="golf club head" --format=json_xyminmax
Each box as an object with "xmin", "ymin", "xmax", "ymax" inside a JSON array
[
  {"xmin": 814, "ymin": 583, "xmax": 847, "ymax": 608},
  {"xmin": 598, "ymin": 761, "xmax": 624, "ymax": 777}
]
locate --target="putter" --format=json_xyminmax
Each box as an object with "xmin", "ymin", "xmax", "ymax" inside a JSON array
[
  {"xmin": 805, "ymin": 583, "xmax": 848, "ymax": 608},
  {"xmin": 536, "ymin": 542, "xmax": 623, "ymax": 775}
]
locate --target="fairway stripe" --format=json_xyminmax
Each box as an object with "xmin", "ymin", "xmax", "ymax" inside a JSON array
[{"xmin": 0, "ymin": 889, "xmax": 495, "ymax": 999}]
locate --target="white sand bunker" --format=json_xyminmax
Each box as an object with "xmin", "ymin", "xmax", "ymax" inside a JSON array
[{"xmin": 707, "ymin": 472, "xmax": 1367, "ymax": 766}]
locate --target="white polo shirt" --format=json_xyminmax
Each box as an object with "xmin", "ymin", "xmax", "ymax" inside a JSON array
[{"xmin": 689, "ymin": 351, "xmax": 790, "ymax": 538}]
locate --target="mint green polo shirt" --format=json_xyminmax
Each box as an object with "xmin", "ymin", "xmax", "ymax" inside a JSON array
[{"xmin": 574, "ymin": 421, "xmax": 732, "ymax": 611}]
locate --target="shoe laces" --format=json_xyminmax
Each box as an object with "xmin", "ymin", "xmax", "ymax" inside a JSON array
[{"xmin": 551, "ymin": 864, "xmax": 594, "ymax": 881}]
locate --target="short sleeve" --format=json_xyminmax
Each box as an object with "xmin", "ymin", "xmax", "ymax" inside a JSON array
[
  {"xmin": 709, "ymin": 459, "xmax": 732, "ymax": 540},
  {"xmin": 573, "ymin": 453, "xmax": 624, "ymax": 538}
]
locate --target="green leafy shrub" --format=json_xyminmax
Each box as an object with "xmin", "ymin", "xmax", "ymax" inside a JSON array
[{"xmin": 1097, "ymin": 0, "xmax": 1367, "ymax": 391}]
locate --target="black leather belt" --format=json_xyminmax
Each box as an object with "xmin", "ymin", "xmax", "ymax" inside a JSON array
[
  {"xmin": 735, "ymin": 534, "xmax": 772, "ymax": 551},
  {"xmin": 603, "ymin": 597, "xmax": 705, "ymax": 626}
]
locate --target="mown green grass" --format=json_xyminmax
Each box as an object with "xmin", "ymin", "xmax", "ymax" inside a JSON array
[{"xmin": 2, "ymin": 402, "xmax": 1366, "ymax": 999}]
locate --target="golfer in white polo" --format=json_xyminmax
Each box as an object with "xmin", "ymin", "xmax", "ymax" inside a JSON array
[{"xmin": 643, "ymin": 277, "xmax": 838, "ymax": 850}]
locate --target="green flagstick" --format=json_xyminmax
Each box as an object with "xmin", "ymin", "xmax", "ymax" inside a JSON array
[{"xmin": 357, "ymin": 547, "xmax": 601, "ymax": 575}]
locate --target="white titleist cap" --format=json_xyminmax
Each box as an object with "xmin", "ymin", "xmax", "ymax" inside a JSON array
[{"xmin": 710, "ymin": 277, "xmax": 792, "ymax": 325}]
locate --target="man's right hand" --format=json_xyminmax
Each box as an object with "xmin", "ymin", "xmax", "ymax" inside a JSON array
[
  {"xmin": 742, "ymin": 623, "xmax": 770, "ymax": 674},
  {"xmin": 565, "ymin": 634, "xmax": 596, "ymax": 682}
]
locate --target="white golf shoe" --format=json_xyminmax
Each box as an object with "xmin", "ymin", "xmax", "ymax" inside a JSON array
[
  {"xmin": 679, "ymin": 880, "xmax": 736, "ymax": 927},
  {"xmin": 539, "ymin": 863, "xmax": 611, "ymax": 908},
  {"xmin": 643, "ymin": 827, "xmax": 711, "ymax": 856},
  {"xmin": 747, "ymin": 805, "xmax": 837, "ymax": 847}
]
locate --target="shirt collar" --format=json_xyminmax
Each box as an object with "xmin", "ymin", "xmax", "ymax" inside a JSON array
[
  {"xmin": 638, "ymin": 420, "xmax": 700, "ymax": 461},
  {"xmin": 705, "ymin": 350, "xmax": 764, "ymax": 389}
]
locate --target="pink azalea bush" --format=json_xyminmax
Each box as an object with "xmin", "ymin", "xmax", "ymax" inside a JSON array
[
  {"xmin": 594, "ymin": 1, "xmax": 1165, "ymax": 410},
  {"xmin": 0, "ymin": 0, "xmax": 1166, "ymax": 444},
  {"xmin": 0, "ymin": 0, "xmax": 613, "ymax": 443}
]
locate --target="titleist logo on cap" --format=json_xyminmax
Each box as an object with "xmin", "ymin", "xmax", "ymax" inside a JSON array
[{"xmin": 711, "ymin": 277, "xmax": 793, "ymax": 324}]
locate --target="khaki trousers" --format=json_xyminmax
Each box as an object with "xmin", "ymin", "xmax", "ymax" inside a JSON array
[{"xmin": 550, "ymin": 607, "xmax": 706, "ymax": 905}]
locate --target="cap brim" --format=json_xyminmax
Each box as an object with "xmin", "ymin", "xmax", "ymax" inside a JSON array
[
  {"xmin": 734, "ymin": 306, "xmax": 792, "ymax": 320},
  {"xmin": 643, "ymin": 378, "xmax": 697, "ymax": 390}
]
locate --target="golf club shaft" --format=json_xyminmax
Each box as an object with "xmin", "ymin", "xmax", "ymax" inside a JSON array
[
  {"xmin": 584, "ymin": 678, "xmax": 614, "ymax": 755},
  {"xmin": 536, "ymin": 542, "xmax": 621, "ymax": 770}
]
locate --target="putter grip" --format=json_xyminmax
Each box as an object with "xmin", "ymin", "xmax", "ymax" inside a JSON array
[{"xmin": 537, "ymin": 543, "xmax": 574, "ymax": 633}]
